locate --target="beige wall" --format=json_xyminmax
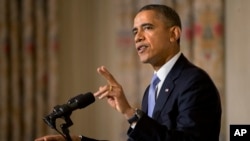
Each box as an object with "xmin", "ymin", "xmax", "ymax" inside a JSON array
[
  {"xmin": 58, "ymin": 0, "xmax": 124, "ymax": 140},
  {"xmin": 57, "ymin": 0, "xmax": 250, "ymax": 140},
  {"xmin": 225, "ymin": 0, "xmax": 250, "ymax": 140}
]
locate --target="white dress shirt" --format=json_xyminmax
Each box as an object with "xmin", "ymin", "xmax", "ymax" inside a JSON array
[{"xmin": 154, "ymin": 52, "xmax": 181, "ymax": 98}]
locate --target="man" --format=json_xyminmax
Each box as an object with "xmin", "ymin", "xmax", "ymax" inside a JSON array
[{"xmin": 35, "ymin": 4, "xmax": 221, "ymax": 141}]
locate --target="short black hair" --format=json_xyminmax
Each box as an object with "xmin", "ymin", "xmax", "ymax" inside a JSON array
[
  {"xmin": 138, "ymin": 4, "xmax": 182, "ymax": 29},
  {"xmin": 137, "ymin": 4, "xmax": 182, "ymax": 44}
]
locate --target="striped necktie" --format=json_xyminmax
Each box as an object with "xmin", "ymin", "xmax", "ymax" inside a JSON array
[{"xmin": 148, "ymin": 74, "xmax": 160, "ymax": 117}]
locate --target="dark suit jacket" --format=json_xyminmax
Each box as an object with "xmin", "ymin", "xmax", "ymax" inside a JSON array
[{"xmin": 127, "ymin": 54, "xmax": 222, "ymax": 141}]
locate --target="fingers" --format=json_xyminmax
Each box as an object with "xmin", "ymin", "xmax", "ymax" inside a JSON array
[
  {"xmin": 34, "ymin": 138, "xmax": 43, "ymax": 141},
  {"xmin": 34, "ymin": 136, "xmax": 48, "ymax": 141},
  {"xmin": 95, "ymin": 66, "xmax": 132, "ymax": 114},
  {"xmin": 34, "ymin": 135, "xmax": 65, "ymax": 141},
  {"xmin": 94, "ymin": 85, "xmax": 117, "ymax": 99},
  {"xmin": 95, "ymin": 66, "xmax": 120, "ymax": 99},
  {"xmin": 94, "ymin": 85, "xmax": 109, "ymax": 99},
  {"xmin": 97, "ymin": 66, "xmax": 118, "ymax": 85}
]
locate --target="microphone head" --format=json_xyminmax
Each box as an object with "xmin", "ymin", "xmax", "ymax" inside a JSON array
[
  {"xmin": 68, "ymin": 92, "xmax": 95, "ymax": 109},
  {"xmin": 43, "ymin": 92, "xmax": 95, "ymax": 129}
]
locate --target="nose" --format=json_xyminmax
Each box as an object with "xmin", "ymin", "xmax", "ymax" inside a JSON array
[{"xmin": 134, "ymin": 31, "xmax": 145, "ymax": 43}]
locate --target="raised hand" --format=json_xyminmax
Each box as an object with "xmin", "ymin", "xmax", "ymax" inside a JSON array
[{"xmin": 94, "ymin": 66, "xmax": 135, "ymax": 119}]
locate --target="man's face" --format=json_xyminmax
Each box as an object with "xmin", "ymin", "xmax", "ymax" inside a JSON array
[{"xmin": 133, "ymin": 10, "xmax": 174, "ymax": 68}]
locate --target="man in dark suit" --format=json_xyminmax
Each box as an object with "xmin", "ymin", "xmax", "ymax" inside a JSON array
[{"xmin": 35, "ymin": 4, "xmax": 221, "ymax": 141}]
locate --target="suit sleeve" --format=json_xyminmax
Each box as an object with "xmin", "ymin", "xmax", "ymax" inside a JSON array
[{"xmin": 80, "ymin": 135, "xmax": 109, "ymax": 141}]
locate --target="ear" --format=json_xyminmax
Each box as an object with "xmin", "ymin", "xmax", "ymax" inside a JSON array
[{"xmin": 169, "ymin": 26, "xmax": 181, "ymax": 43}]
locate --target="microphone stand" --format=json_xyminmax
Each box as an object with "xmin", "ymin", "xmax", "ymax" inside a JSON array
[
  {"xmin": 43, "ymin": 106, "xmax": 74, "ymax": 141},
  {"xmin": 60, "ymin": 115, "xmax": 73, "ymax": 141},
  {"xmin": 43, "ymin": 93, "xmax": 95, "ymax": 141}
]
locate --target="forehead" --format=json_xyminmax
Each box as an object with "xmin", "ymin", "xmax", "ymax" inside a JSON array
[{"xmin": 133, "ymin": 10, "xmax": 165, "ymax": 27}]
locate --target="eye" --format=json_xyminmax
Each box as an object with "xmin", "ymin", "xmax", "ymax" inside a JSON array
[
  {"xmin": 133, "ymin": 30, "xmax": 137, "ymax": 36},
  {"xmin": 132, "ymin": 28, "xmax": 138, "ymax": 36},
  {"xmin": 143, "ymin": 25, "xmax": 153, "ymax": 30}
]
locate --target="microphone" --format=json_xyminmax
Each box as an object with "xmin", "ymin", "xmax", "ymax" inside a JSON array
[{"xmin": 43, "ymin": 92, "xmax": 95, "ymax": 128}]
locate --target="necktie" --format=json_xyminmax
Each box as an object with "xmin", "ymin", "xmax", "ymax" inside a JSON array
[{"xmin": 148, "ymin": 74, "xmax": 160, "ymax": 117}]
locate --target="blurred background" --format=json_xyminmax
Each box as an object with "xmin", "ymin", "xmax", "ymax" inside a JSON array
[{"xmin": 0, "ymin": 0, "xmax": 249, "ymax": 141}]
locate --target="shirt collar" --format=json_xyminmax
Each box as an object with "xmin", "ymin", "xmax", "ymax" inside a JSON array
[{"xmin": 155, "ymin": 52, "xmax": 181, "ymax": 82}]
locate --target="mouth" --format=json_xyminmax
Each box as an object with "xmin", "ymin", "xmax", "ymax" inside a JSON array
[{"xmin": 136, "ymin": 45, "xmax": 148, "ymax": 54}]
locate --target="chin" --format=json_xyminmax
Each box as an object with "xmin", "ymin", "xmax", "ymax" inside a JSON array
[
  {"xmin": 139, "ymin": 56, "xmax": 150, "ymax": 64},
  {"xmin": 140, "ymin": 59, "xmax": 149, "ymax": 64}
]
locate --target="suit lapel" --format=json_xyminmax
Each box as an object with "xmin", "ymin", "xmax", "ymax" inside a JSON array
[
  {"xmin": 141, "ymin": 86, "xmax": 150, "ymax": 113},
  {"xmin": 152, "ymin": 54, "xmax": 187, "ymax": 119},
  {"xmin": 152, "ymin": 77, "xmax": 175, "ymax": 119}
]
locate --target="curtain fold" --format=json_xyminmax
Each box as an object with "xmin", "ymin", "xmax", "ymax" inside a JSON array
[
  {"xmin": 9, "ymin": 0, "xmax": 22, "ymax": 139},
  {"xmin": 0, "ymin": 0, "xmax": 58, "ymax": 140}
]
